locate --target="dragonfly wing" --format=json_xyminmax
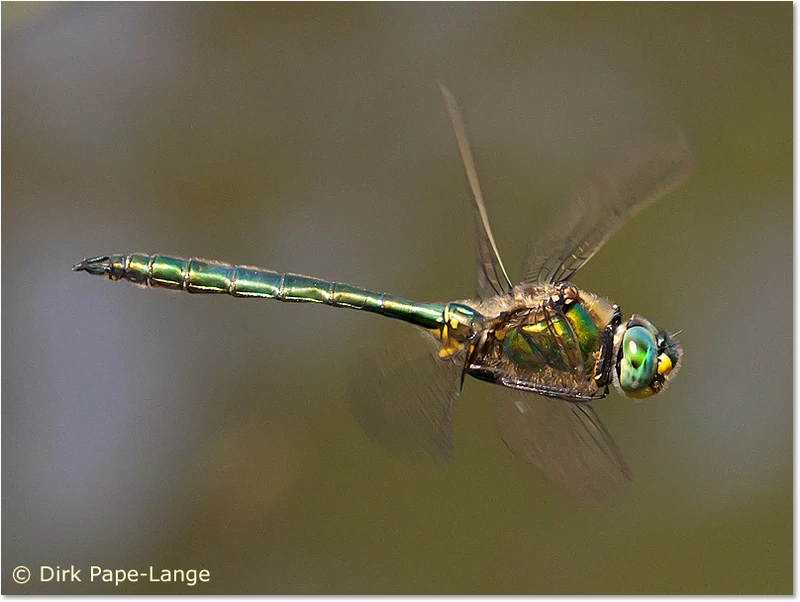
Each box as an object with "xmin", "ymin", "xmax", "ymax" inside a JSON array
[
  {"xmin": 494, "ymin": 389, "xmax": 631, "ymax": 498},
  {"xmin": 439, "ymin": 84, "xmax": 513, "ymax": 299},
  {"xmin": 349, "ymin": 326, "xmax": 465, "ymax": 460},
  {"xmin": 521, "ymin": 132, "xmax": 696, "ymax": 284}
]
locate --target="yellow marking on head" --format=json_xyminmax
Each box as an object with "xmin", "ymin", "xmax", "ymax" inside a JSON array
[{"xmin": 657, "ymin": 353, "xmax": 673, "ymax": 376}]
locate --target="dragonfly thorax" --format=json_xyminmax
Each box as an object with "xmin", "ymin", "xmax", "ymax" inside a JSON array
[{"xmin": 460, "ymin": 283, "xmax": 619, "ymax": 401}]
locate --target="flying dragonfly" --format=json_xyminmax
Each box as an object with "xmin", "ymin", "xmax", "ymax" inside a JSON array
[{"xmin": 75, "ymin": 85, "xmax": 695, "ymax": 498}]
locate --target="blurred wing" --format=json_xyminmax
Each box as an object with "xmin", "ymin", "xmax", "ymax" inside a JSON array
[
  {"xmin": 349, "ymin": 326, "xmax": 466, "ymax": 460},
  {"xmin": 522, "ymin": 132, "xmax": 696, "ymax": 284},
  {"xmin": 440, "ymin": 83, "xmax": 513, "ymax": 299},
  {"xmin": 494, "ymin": 389, "xmax": 631, "ymax": 498}
]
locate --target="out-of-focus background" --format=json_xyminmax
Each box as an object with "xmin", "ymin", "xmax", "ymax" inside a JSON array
[{"xmin": 2, "ymin": 3, "xmax": 791, "ymax": 594}]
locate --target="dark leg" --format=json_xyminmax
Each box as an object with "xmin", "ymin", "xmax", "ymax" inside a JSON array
[
  {"xmin": 463, "ymin": 330, "xmax": 489, "ymax": 388},
  {"xmin": 594, "ymin": 305, "xmax": 621, "ymax": 390}
]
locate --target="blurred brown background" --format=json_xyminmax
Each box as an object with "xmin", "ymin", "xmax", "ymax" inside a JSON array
[{"xmin": 2, "ymin": 2, "xmax": 791, "ymax": 594}]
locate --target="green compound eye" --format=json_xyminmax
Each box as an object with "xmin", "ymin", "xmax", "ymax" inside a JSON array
[{"xmin": 620, "ymin": 326, "xmax": 658, "ymax": 395}]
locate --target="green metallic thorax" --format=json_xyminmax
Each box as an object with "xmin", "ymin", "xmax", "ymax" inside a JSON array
[
  {"xmin": 502, "ymin": 301, "xmax": 600, "ymax": 373},
  {"xmin": 462, "ymin": 282, "xmax": 617, "ymax": 399},
  {"xmin": 564, "ymin": 301, "xmax": 601, "ymax": 357}
]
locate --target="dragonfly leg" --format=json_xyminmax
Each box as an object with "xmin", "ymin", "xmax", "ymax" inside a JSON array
[
  {"xmin": 594, "ymin": 304, "xmax": 621, "ymax": 389},
  {"xmin": 462, "ymin": 329, "xmax": 489, "ymax": 388}
]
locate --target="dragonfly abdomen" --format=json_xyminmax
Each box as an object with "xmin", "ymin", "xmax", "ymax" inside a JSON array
[{"xmin": 73, "ymin": 253, "xmax": 449, "ymax": 331}]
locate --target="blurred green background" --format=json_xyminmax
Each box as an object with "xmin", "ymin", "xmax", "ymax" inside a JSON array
[{"xmin": 2, "ymin": 3, "xmax": 791, "ymax": 594}]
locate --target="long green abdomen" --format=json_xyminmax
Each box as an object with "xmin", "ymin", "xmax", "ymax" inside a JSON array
[{"xmin": 75, "ymin": 253, "xmax": 449, "ymax": 331}]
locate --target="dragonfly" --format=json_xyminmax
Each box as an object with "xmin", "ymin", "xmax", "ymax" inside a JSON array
[{"xmin": 74, "ymin": 85, "xmax": 695, "ymax": 498}]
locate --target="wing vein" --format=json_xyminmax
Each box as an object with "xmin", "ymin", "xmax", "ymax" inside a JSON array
[{"xmin": 439, "ymin": 83, "xmax": 513, "ymax": 296}]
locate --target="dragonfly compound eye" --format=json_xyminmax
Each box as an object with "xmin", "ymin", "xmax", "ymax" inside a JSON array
[{"xmin": 619, "ymin": 326, "xmax": 658, "ymax": 396}]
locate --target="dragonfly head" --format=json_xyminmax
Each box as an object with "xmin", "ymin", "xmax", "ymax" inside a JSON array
[{"xmin": 614, "ymin": 314, "xmax": 682, "ymax": 399}]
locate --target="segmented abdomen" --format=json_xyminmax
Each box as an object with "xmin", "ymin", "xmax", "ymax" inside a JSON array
[{"xmin": 99, "ymin": 253, "xmax": 448, "ymax": 331}]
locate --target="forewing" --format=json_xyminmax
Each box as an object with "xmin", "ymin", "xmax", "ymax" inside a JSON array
[
  {"xmin": 349, "ymin": 326, "xmax": 466, "ymax": 460},
  {"xmin": 439, "ymin": 84, "xmax": 513, "ymax": 299},
  {"xmin": 494, "ymin": 389, "xmax": 631, "ymax": 498},
  {"xmin": 522, "ymin": 132, "xmax": 696, "ymax": 284}
]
